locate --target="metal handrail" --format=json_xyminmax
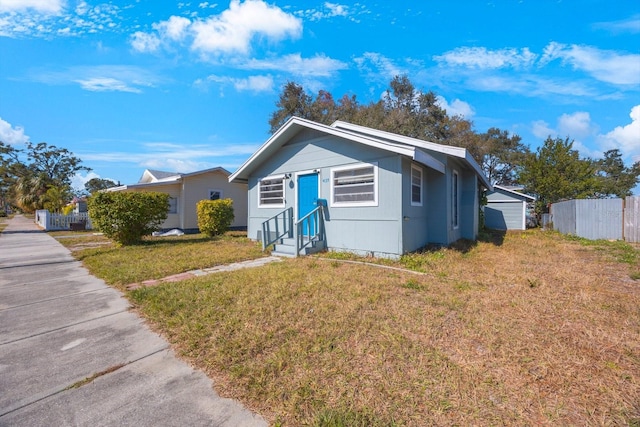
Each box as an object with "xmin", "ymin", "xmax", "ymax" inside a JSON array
[
  {"xmin": 261, "ymin": 207, "xmax": 293, "ymax": 250},
  {"xmin": 295, "ymin": 206, "xmax": 324, "ymax": 256}
]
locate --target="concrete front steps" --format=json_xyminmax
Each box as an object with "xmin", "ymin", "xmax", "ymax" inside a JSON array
[{"xmin": 272, "ymin": 237, "xmax": 326, "ymax": 257}]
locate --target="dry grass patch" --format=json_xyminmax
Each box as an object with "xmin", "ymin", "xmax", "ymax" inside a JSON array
[{"xmin": 130, "ymin": 230, "xmax": 640, "ymax": 426}]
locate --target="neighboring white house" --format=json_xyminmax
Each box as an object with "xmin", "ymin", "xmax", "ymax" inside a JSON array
[
  {"xmin": 108, "ymin": 167, "xmax": 247, "ymax": 231},
  {"xmin": 484, "ymin": 185, "xmax": 535, "ymax": 230},
  {"xmin": 229, "ymin": 117, "xmax": 492, "ymax": 258}
]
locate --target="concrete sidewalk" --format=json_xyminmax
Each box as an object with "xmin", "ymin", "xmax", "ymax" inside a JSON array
[{"xmin": 0, "ymin": 215, "xmax": 267, "ymax": 427}]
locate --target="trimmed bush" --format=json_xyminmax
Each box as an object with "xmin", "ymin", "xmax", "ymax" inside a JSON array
[
  {"xmin": 88, "ymin": 191, "xmax": 169, "ymax": 245},
  {"xmin": 197, "ymin": 198, "xmax": 234, "ymax": 237}
]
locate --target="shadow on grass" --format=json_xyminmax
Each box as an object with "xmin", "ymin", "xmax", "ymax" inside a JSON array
[{"xmin": 413, "ymin": 228, "xmax": 507, "ymax": 255}]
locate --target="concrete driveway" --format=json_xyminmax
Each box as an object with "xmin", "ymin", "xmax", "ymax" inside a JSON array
[{"xmin": 0, "ymin": 215, "xmax": 267, "ymax": 427}]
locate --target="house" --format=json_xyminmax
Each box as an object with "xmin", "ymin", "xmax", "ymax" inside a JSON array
[
  {"xmin": 484, "ymin": 185, "xmax": 535, "ymax": 231},
  {"xmin": 108, "ymin": 167, "xmax": 247, "ymax": 232},
  {"xmin": 229, "ymin": 117, "xmax": 492, "ymax": 258}
]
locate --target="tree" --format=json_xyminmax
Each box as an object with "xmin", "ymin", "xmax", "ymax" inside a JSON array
[
  {"xmin": 0, "ymin": 141, "xmax": 90, "ymax": 213},
  {"xmin": 475, "ymin": 128, "xmax": 529, "ymax": 186},
  {"xmin": 595, "ymin": 149, "xmax": 640, "ymax": 198},
  {"xmin": 519, "ymin": 137, "xmax": 599, "ymax": 213},
  {"xmin": 84, "ymin": 178, "xmax": 118, "ymax": 194},
  {"xmin": 88, "ymin": 192, "xmax": 169, "ymax": 245},
  {"xmin": 269, "ymin": 82, "xmax": 315, "ymax": 133}
]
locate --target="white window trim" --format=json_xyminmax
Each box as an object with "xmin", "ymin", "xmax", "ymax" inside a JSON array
[
  {"xmin": 330, "ymin": 162, "xmax": 378, "ymax": 208},
  {"xmin": 258, "ymin": 174, "xmax": 286, "ymax": 208},
  {"xmin": 410, "ymin": 164, "xmax": 423, "ymax": 207},
  {"xmin": 208, "ymin": 189, "xmax": 223, "ymax": 200},
  {"xmin": 452, "ymin": 170, "xmax": 460, "ymax": 229}
]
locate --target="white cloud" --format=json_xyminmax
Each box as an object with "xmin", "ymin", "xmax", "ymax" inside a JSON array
[
  {"xmin": 531, "ymin": 120, "xmax": 555, "ymax": 140},
  {"xmin": 541, "ymin": 42, "xmax": 640, "ymax": 85},
  {"xmin": 131, "ymin": 1, "xmax": 302, "ymax": 57},
  {"xmin": 433, "ymin": 47, "xmax": 537, "ymax": 69},
  {"xmin": 198, "ymin": 74, "xmax": 274, "ymax": 93},
  {"xmin": 0, "ymin": 1, "xmax": 122, "ymax": 37},
  {"xmin": 243, "ymin": 53, "xmax": 348, "ymax": 77},
  {"xmin": 435, "ymin": 96, "xmax": 474, "ymax": 119},
  {"xmin": 0, "ymin": 0, "xmax": 64, "ymax": 13},
  {"xmin": 153, "ymin": 15, "xmax": 190, "ymax": 41},
  {"xmin": 130, "ymin": 31, "xmax": 161, "ymax": 53},
  {"xmin": 531, "ymin": 112, "xmax": 600, "ymax": 159},
  {"xmin": 30, "ymin": 65, "xmax": 160, "ymax": 93},
  {"xmin": 74, "ymin": 77, "xmax": 142, "ymax": 93},
  {"xmin": 0, "ymin": 117, "xmax": 29, "ymax": 145},
  {"xmin": 598, "ymin": 105, "xmax": 640, "ymax": 161},
  {"xmin": 593, "ymin": 15, "xmax": 640, "ymax": 34},
  {"xmin": 354, "ymin": 52, "xmax": 406, "ymax": 81},
  {"xmin": 557, "ymin": 112, "xmax": 596, "ymax": 139}
]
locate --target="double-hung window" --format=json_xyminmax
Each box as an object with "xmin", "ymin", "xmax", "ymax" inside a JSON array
[
  {"xmin": 411, "ymin": 165, "xmax": 422, "ymax": 206},
  {"xmin": 259, "ymin": 176, "xmax": 285, "ymax": 207},
  {"xmin": 331, "ymin": 162, "xmax": 378, "ymax": 207}
]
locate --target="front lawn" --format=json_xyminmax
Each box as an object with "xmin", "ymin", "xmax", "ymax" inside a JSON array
[
  {"xmin": 120, "ymin": 230, "xmax": 640, "ymax": 426},
  {"xmin": 55, "ymin": 231, "xmax": 265, "ymax": 288}
]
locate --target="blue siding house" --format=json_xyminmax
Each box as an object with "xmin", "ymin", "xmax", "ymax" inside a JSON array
[{"xmin": 229, "ymin": 117, "xmax": 492, "ymax": 258}]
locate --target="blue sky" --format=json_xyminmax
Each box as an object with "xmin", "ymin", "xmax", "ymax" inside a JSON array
[{"xmin": 1, "ymin": 0, "xmax": 639, "ymax": 190}]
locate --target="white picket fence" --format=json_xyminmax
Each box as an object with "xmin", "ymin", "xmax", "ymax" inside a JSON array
[{"xmin": 35, "ymin": 210, "xmax": 93, "ymax": 231}]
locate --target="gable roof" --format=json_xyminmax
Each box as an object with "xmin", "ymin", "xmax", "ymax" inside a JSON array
[
  {"xmin": 108, "ymin": 167, "xmax": 231, "ymax": 192},
  {"xmin": 229, "ymin": 117, "xmax": 492, "ymax": 189},
  {"xmin": 491, "ymin": 184, "xmax": 536, "ymax": 201}
]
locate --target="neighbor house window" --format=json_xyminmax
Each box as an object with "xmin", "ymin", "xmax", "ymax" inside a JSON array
[
  {"xmin": 259, "ymin": 176, "xmax": 285, "ymax": 207},
  {"xmin": 452, "ymin": 170, "xmax": 459, "ymax": 228},
  {"xmin": 411, "ymin": 165, "xmax": 422, "ymax": 206},
  {"xmin": 331, "ymin": 162, "xmax": 378, "ymax": 207},
  {"xmin": 168, "ymin": 197, "xmax": 178, "ymax": 214},
  {"xmin": 209, "ymin": 189, "xmax": 223, "ymax": 200}
]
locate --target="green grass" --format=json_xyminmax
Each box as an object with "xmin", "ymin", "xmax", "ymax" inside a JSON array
[{"xmin": 56, "ymin": 231, "xmax": 265, "ymax": 287}]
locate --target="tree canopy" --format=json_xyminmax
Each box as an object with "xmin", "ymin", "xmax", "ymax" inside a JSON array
[
  {"xmin": 268, "ymin": 76, "xmax": 639, "ymax": 215},
  {"xmin": 0, "ymin": 141, "xmax": 90, "ymax": 213}
]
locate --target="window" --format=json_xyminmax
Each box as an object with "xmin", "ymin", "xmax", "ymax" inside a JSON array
[
  {"xmin": 168, "ymin": 197, "xmax": 178, "ymax": 214},
  {"xmin": 209, "ymin": 189, "xmax": 222, "ymax": 200},
  {"xmin": 259, "ymin": 176, "xmax": 285, "ymax": 207},
  {"xmin": 452, "ymin": 170, "xmax": 459, "ymax": 228},
  {"xmin": 411, "ymin": 165, "xmax": 422, "ymax": 206},
  {"xmin": 331, "ymin": 163, "xmax": 377, "ymax": 207}
]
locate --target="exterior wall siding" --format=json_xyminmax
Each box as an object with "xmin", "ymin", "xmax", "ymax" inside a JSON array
[
  {"xmin": 181, "ymin": 172, "xmax": 248, "ymax": 229},
  {"xmin": 400, "ymin": 158, "xmax": 429, "ymax": 253},
  {"xmin": 247, "ymin": 135, "xmax": 404, "ymax": 257},
  {"xmin": 485, "ymin": 201, "xmax": 524, "ymax": 230}
]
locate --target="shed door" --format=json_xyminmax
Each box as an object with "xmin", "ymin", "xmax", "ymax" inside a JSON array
[{"xmin": 297, "ymin": 173, "xmax": 318, "ymax": 234}]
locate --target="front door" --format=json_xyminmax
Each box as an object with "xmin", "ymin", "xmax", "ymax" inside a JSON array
[{"xmin": 297, "ymin": 173, "xmax": 319, "ymax": 235}]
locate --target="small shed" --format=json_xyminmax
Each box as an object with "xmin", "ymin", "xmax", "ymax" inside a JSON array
[{"xmin": 484, "ymin": 185, "xmax": 535, "ymax": 230}]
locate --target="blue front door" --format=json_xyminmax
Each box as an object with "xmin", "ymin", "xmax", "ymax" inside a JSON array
[{"xmin": 297, "ymin": 173, "xmax": 318, "ymax": 235}]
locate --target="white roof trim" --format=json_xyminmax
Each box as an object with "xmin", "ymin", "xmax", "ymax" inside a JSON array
[
  {"xmin": 332, "ymin": 120, "xmax": 491, "ymax": 189},
  {"xmin": 229, "ymin": 116, "xmax": 491, "ymax": 189},
  {"xmin": 492, "ymin": 184, "xmax": 536, "ymax": 201}
]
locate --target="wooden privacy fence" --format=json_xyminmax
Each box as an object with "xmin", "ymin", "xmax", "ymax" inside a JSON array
[
  {"xmin": 549, "ymin": 196, "xmax": 639, "ymax": 243},
  {"xmin": 35, "ymin": 210, "xmax": 93, "ymax": 231}
]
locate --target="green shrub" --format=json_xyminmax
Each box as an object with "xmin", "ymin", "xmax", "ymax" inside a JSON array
[
  {"xmin": 197, "ymin": 198, "xmax": 234, "ymax": 237},
  {"xmin": 88, "ymin": 191, "xmax": 169, "ymax": 245}
]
